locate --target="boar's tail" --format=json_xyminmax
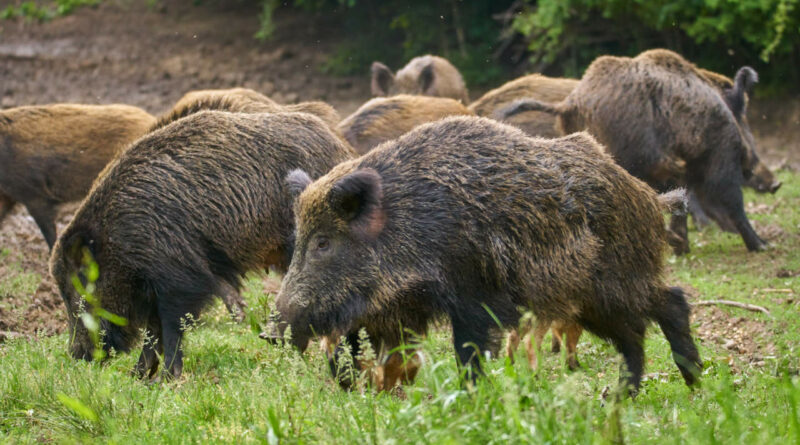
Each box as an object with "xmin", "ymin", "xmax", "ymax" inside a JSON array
[
  {"xmin": 495, "ymin": 99, "xmax": 566, "ymax": 120},
  {"xmin": 726, "ymin": 67, "xmax": 758, "ymax": 117},
  {"xmin": 657, "ymin": 188, "xmax": 688, "ymax": 216},
  {"xmin": 733, "ymin": 66, "xmax": 758, "ymax": 95}
]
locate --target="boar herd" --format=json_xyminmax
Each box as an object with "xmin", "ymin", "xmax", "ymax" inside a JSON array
[{"xmin": 0, "ymin": 50, "xmax": 781, "ymax": 396}]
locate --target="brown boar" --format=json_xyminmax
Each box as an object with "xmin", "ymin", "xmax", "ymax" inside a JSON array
[
  {"xmin": 153, "ymin": 87, "xmax": 341, "ymax": 131},
  {"xmin": 337, "ymin": 94, "xmax": 474, "ymax": 155},
  {"xmin": 371, "ymin": 55, "xmax": 469, "ymax": 104},
  {"xmin": 318, "ymin": 335, "xmax": 423, "ymax": 392},
  {"xmin": 49, "ymin": 110, "xmax": 355, "ymax": 379},
  {"xmin": 271, "ymin": 116, "xmax": 702, "ymax": 394},
  {"xmin": 470, "ymin": 74, "xmax": 578, "ymax": 137},
  {"xmin": 506, "ymin": 318, "xmax": 583, "ymax": 371},
  {"xmin": 0, "ymin": 104, "xmax": 156, "ymax": 248},
  {"xmin": 500, "ymin": 49, "xmax": 774, "ymax": 253}
]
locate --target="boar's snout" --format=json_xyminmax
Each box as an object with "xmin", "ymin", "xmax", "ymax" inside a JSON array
[
  {"xmin": 258, "ymin": 319, "xmax": 310, "ymax": 353},
  {"xmin": 746, "ymin": 162, "xmax": 780, "ymax": 194},
  {"xmin": 70, "ymin": 342, "xmax": 94, "ymax": 362}
]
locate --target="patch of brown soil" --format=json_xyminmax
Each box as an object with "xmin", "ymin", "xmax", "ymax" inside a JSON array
[
  {"xmin": 0, "ymin": 205, "xmax": 75, "ymax": 339},
  {"xmin": 691, "ymin": 305, "xmax": 775, "ymax": 363}
]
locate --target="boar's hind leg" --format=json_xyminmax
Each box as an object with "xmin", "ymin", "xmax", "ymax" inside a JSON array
[
  {"xmin": 0, "ymin": 192, "xmax": 16, "ymax": 224},
  {"xmin": 667, "ymin": 213, "xmax": 690, "ymax": 255},
  {"xmin": 605, "ymin": 321, "xmax": 646, "ymax": 397},
  {"xmin": 687, "ymin": 191, "xmax": 712, "ymax": 229},
  {"xmin": 133, "ymin": 313, "xmax": 163, "ymax": 379},
  {"xmin": 219, "ymin": 282, "xmax": 247, "ymax": 322},
  {"xmin": 654, "ymin": 287, "xmax": 702, "ymax": 387},
  {"xmin": 25, "ymin": 200, "xmax": 58, "ymax": 249}
]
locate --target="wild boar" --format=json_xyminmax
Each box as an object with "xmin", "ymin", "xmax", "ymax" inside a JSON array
[
  {"xmin": 500, "ymin": 49, "xmax": 774, "ymax": 253},
  {"xmin": 506, "ymin": 318, "xmax": 583, "ymax": 371},
  {"xmin": 318, "ymin": 335, "xmax": 423, "ymax": 391},
  {"xmin": 153, "ymin": 87, "xmax": 341, "ymax": 131},
  {"xmin": 470, "ymin": 74, "xmax": 578, "ymax": 137},
  {"xmin": 0, "ymin": 104, "xmax": 156, "ymax": 248},
  {"xmin": 337, "ymin": 94, "xmax": 474, "ymax": 154},
  {"xmin": 271, "ymin": 116, "xmax": 702, "ymax": 394},
  {"xmin": 49, "ymin": 110, "xmax": 355, "ymax": 379},
  {"xmin": 371, "ymin": 55, "xmax": 469, "ymax": 104}
]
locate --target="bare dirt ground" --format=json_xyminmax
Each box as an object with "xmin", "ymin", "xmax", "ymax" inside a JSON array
[{"xmin": 0, "ymin": 1, "xmax": 797, "ymax": 344}]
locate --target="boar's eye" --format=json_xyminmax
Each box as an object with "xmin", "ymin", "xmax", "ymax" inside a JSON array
[{"xmin": 315, "ymin": 236, "xmax": 330, "ymax": 252}]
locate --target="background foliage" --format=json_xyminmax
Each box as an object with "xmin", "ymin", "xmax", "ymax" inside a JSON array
[{"xmin": 2, "ymin": 0, "xmax": 797, "ymax": 91}]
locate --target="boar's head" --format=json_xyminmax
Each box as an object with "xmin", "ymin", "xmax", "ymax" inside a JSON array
[
  {"xmin": 50, "ymin": 229, "xmax": 134, "ymax": 361},
  {"xmin": 274, "ymin": 168, "xmax": 386, "ymax": 351},
  {"xmin": 371, "ymin": 60, "xmax": 436, "ymax": 98},
  {"xmin": 721, "ymin": 67, "xmax": 781, "ymax": 194}
]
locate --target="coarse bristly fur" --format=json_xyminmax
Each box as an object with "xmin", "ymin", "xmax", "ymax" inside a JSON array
[
  {"xmin": 274, "ymin": 116, "xmax": 702, "ymax": 395},
  {"xmin": 498, "ymin": 49, "xmax": 779, "ymax": 254},
  {"xmin": 470, "ymin": 73, "xmax": 578, "ymax": 138},
  {"xmin": 153, "ymin": 87, "xmax": 342, "ymax": 132},
  {"xmin": 371, "ymin": 55, "xmax": 469, "ymax": 104},
  {"xmin": 49, "ymin": 110, "xmax": 355, "ymax": 379},
  {"xmin": 0, "ymin": 104, "xmax": 156, "ymax": 248},
  {"xmin": 337, "ymin": 94, "xmax": 474, "ymax": 154}
]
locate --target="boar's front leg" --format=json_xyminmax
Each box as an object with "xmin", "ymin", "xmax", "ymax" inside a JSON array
[
  {"xmin": 699, "ymin": 183, "xmax": 766, "ymax": 252},
  {"xmin": 451, "ymin": 315, "xmax": 492, "ymax": 383},
  {"xmin": 133, "ymin": 312, "xmax": 163, "ymax": 379},
  {"xmin": 157, "ymin": 301, "xmax": 186, "ymax": 380}
]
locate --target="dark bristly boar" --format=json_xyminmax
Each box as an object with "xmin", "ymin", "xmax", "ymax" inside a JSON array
[
  {"xmin": 0, "ymin": 104, "xmax": 156, "ymax": 248},
  {"xmin": 49, "ymin": 110, "xmax": 355, "ymax": 379},
  {"xmin": 697, "ymin": 67, "xmax": 780, "ymax": 195},
  {"xmin": 505, "ymin": 188, "xmax": 690, "ymax": 373},
  {"xmin": 470, "ymin": 74, "xmax": 578, "ymax": 138},
  {"xmin": 272, "ymin": 116, "xmax": 702, "ymax": 394},
  {"xmin": 153, "ymin": 86, "xmax": 345, "ymax": 320},
  {"xmin": 499, "ymin": 49, "xmax": 775, "ymax": 253},
  {"xmin": 337, "ymin": 94, "xmax": 474, "ymax": 154},
  {"xmin": 371, "ymin": 55, "xmax": 469, "ymax": 104},
  {"xmin": 153, "ymin": 87, "xmax": 341, "ymax": 132}
]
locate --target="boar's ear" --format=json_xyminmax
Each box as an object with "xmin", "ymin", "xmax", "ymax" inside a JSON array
[
  {"xmin": 60, "ymin": 229, "xmax": 98, "ymax": 279},
  {"xmin": 371, "ymin": 62, "xmax": 394, "ymax": 96},
  {"xmin": 418, "ymin": 63, "xmax": 435, "ymax": 94},
  {"xmin": 329, "ymin": 168, "xmax": 385, "ymax": 239},
  {"xmin": 286, "ymin": 169, "xmax": 313, "ymax": 200},
  {"xmin": 725, "ymin": 66, "xmax": 758, "ymax": 118}
]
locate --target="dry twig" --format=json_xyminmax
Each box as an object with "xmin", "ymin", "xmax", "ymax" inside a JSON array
[{"xmin": 692, "ymin": 299, "xmax": 771, "ymax": 316}]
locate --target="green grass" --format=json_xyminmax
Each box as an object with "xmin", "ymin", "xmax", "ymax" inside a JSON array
[{"xmin": 1, "ymin": 171, "xmax": 799, "ymax": 443}]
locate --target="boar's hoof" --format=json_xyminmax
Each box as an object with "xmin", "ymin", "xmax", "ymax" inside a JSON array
[
  {"xmin": 667, "ymin": 231, "xmax": 690, "ymax": 255},
  {"xmin": 747, "ymin": 239, "xmax": 769, "ymax": 252},
  {"xmin": 769, "ymin": 181, "xmax": 782, "ymax": 194},
  {"xmin": 258, "ymin": 331, "xmax": 284, "ymax": 344}
]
